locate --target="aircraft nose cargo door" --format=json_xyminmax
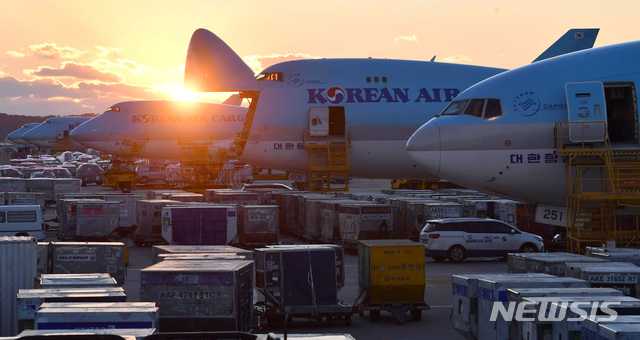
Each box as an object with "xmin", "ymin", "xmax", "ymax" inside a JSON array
[{"xmin": 565, "ymin": 81, "xmax": 607, "ymax": 142}]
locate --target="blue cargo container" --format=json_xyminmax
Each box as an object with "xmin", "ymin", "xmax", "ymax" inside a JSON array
[{"xmin": 161, "ymin": 205, "xmax": 238, "ymax": 245}]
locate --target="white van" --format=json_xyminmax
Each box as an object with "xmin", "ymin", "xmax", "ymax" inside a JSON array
[{"xmin": 0, "ymin": 205, "xmax": 46, "ymax": 240}]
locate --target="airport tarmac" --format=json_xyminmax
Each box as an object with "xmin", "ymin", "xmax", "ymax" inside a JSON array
[{"xmin": 43, "ymin": 178, "xmax": 510, "ymax": 339}]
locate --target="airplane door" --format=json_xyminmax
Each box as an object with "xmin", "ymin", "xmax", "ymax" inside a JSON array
[
  {"xmin": 565, "ymin": 81, "xmax": 607, "ymax": 142},
  {"xmin": 309, "ymin": 107, "xmax": 330, "ymax": 137}
]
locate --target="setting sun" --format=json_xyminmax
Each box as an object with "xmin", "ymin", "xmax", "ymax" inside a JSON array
[{"xmin": 171, "ymin": 88, "xmax": 198, "ymax": 102}]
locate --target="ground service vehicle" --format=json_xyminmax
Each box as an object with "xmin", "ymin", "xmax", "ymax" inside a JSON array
[{"xmin": 0, "ymin": 205, "xmax": 46, "ymax": 240}]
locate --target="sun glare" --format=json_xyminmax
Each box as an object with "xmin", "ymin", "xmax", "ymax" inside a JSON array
[{"xmin": 172, "ymin": 88, "xmax": 198, "ymax": 102}]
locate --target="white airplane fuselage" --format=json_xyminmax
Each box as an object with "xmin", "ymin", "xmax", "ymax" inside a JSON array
[
  {"xmin": 69, "ymin": 101, "xmax": 247, "ymax": 159},
  {"xmin": 22, "ymin": 117, "xmax": 91, "ymax": 151},
  {"xmin": 239, "ymin": 59, "xmax": 505, "ymax": 178},
  {"xmin": 6, "ymin": 123, "xmax": 40, "ymax": 147},
  {"xmin": 407, "ymin": 41, "xmax": 640, "ymax": 207}
]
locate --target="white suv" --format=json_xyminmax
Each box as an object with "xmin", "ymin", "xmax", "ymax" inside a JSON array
[{"xmin": 420, "ymin": 218, "xmax": 544, "ymax": 262}]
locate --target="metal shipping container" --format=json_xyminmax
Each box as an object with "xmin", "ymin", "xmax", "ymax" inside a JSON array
[
  {"xmin": 6, "ymin": 192, "xmax": 45, "ymax": 212},
  {"xmin": 451, "ymin": 273, "xmax": 554, "ymax": 339},
  {"xmin": 581, "ymin": 315, "xmax": 640, "ymax": 340},
  {"xmin": 39, "ymin": 273, "xmax": 118, "ymax": 289},
  {"xmin": 237, "ymin": 205, "xmax": 278, "ymax": 245},
  {"xmin": 564, "ymin": 261, "xmax": 638, "ymax": 278},
  {"xmin": 140, "ymin": 260, "xmax": 253, "ymax": 332},
  {"xmin": 476, "ymin": 275, "xmax": 590, "ymax": 340},
  {"xmin": 100, "ymin": 193, "xmax": 144, "ymax": 234},
  {"xmin": 135, "ymin": 199, "xmax": 180, "ymax": 243},
  {"xmin": 161, "ymin": 205, "xmax": 238, "ymax": 245},
  {"xmin": 57, "ymin": 198, "xmax": 105, "ymax": 241},
  {"xmin": 0, "ymin": 177, "xmax": 27, "ymax": 193},
  {"xmin": 319, "ymin": 200, "xmax": 359, "ymax": 243},
  {"xmin": 35, "ymin": 301, "xmax": 158, "ymax": 330},
  {"xmin": 567, "ymin": 265, "xmax": 640, "ymax": 297},
  {"xmin": 75, "ymin": 201, "xmax": 120, "ymax": 239},
  {"xmin": 0, "ymin": 236, "xmax": 37, "ymax": 336},
  {"xmin": 17, "ymin": 287, "xmax": 126, "ymax": 331},
  {"xmin": 157, "ymin": 253, "xmax": 249, "ymax": 262},
  {"xmin": 338, "ymin": 203, "xmax": 392, "ymax": 245},
  {"xmin": 599, "ymin": 323, "xmax": 640, "ymax": 340},
  {"xmin": 265, "ymin": 244, "xmax": 345, "ymax": 290},
  {"xmin": 507, "ymin": 252, "xmax": 606, "ymax": 276},
  {"xmin": 52, "ymin": 178, "xmax": 82, "ymax": 198},
  {"xmin": 49, "ymin": 242, "xmax": 127, "ymax": 285},
  {"xmin": 17, "ymin": 328, "xmax": 156, "ymax": 339},
  {"xmin": 37, "ymin": 242, "xmax": 49, "ymax": 277},
  {"xmin": 209, "ymin": 190, "xmax": 260, "ymax": 205},
  {"xmin": 152, "ymin": 244, "xmax": 253, "ymax": 263},
  {"xmin": 163, "ymin": 192, "xmax": 205, "ymax": 202},
  {"xmin": 357, "ymin": 240, "xmax": 425, "ymax": 305},
  {"xmin": 255, "ymin": 246, "xmax": 338, "ymax": 307},
  {"xmin": 147, "ymin": 189, "xmax": 187, "ymax": 200}
]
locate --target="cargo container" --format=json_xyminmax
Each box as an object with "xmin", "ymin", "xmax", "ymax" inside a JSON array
[
  {"xmin": 506, "ymin": 287, "xmax": 623, "ymax": 339},
  {"xmin": 152, "ymin": 244, "xmax": 254, "ymax": 263},
  {"xmin": 564, "ymin": 261, "xmax": 638, "ymax": 278},
  {"xmin": 39, "ymin": 273, "xmax": 118, "ymax": 289},
  {"xmin": 270, "ymin": 190, "xmax": 306, "ymax": 231},
  {"xmin": 49, "ymin": 242, "xmax": 127, "ymax": 285},
  {"xmin": 590, "ymin": 250, "xmax": 640, "ymax": 265},
  {"xmin": 134, "ymin": 199, "xmax": 180, "ymax": 246},
  {"xmin": 451, "ymin": 273, "xmax": 554, "ymax": 339},
  {"xmin": 17, "ymin": 328, "xmax": 157, "ymax": 339},
  {"xmin": 161, "ymin": 205, "xmax": 238, "ymax": 245},
  {"xmin": 75, "ymin": 200, "xmax": 120, "ymax": 240},
  {"xmin": 255, "ymin": 246, "xmax": 338, "ymax": 307},
  {"xmin": 100, "ymin": 193, "xmax": 144, "ymax": 235},
  {"xmin": 0, "ymin": 177, "xmax": 27, "ymax": 193},
  {"xmin": 357, "ymin": 239, "xmax": 428, "ymax": 323},
  {"xmin": 319, "ymin": 200, "xmax": 359, "ymax": 243},
  {"xmin": 146, "ymin": 189, "xmax": 186, "ymax": 200},
  {"xmin": 567, "ymin": 265, "xmax": 640, "ymax": 297},
  {"xmin": 35, "ymin": 301, "xmax": 158, "ymax": 330},
  {"xmin": 520, "ymin": 296, "xmax": 640, "ymax": 340},
  {"xmin": 507, "ymin": 252, "xmax": 606, "ymax": 276},
  {"xmin": 338, "ymin": 203, "xmax": 392, "ymax": 245},
  {"xmin": 140, "ymin": 260, "xmax": 253, "ymax": 332},
  {"xmin": 6, "ymin": 192, "xmax": 45, "ymax": 212},
  {"xmin": 476, "ymin": 275, "xmax": 590, "ymax": 340},
  {"xmin": 17, "ymin": 287, "xmax": 126, "ymax": 331},
  {"xmin": 56, "ymin": 198, "xmax": 104, "ymax": 241},
  {"xmin": 56, "ymin": 193, "xmax": 101, "ymax": 222},
  {"xmin": 156, "ymin": 253, "xmax": 249, "ymax": 262},
  {"xmin": 208, "ymin": 190, "xmax": 260, "ymax": 205},
  {"xmin": 37, "ymin": 242, "xmax": 49, "ymax": 276},
  {"xmin": 163, "ymin": 192, "xmax": 205, "ymax": 202},
  {"xmin": 52, "ymin": 178, "xmax": 82, "ymax": 198},
  {"xmin": 0, "ymin": 236, "xmax": 38, "ymax": 336},
  {"xmin": 582, "ymin": 315, "xmax": 640, "ymax": 340},
  {"xmin": 296, "ymin": 194, "xmax": 335, "ymax": 237},
  {"xmin": 599, "ymin": 323, "xmax": 640, "ymax": 340},
  {"xmin": 237, "ymin": 205, "xmax": 278, "ymax": 246}
]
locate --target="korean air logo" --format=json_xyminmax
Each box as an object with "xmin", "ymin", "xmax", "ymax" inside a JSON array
[
  {"xmin": 327, "ymin": 87, "xmax": 345, "ymax": 104},
  {"xmin": 513, "ymin": 91, "xmax": 540, "ymax": 117}
]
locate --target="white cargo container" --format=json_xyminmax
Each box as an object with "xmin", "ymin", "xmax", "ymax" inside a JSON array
[
  {"xmin": 26, "ymin": 178, "xmax": 55, "ymax": 203},
  {"xmin": 57, "ymin": 198, "xmax": 104, "ymax": 240},
  {"xmin": 599, "ymin": 323, "xmax": 640, "ymax": 340},
  {"xmin": 146, "ymin": 189, "xmax": 186, "ymax": 200},
  {"xmin": 451, "ymin": 273, "xmax": 552, "ymax": 339},
  {"xmin": 507, "ymin": 252, "xmax": 606, "ymax": 276},
  {"xmin": 152, "ymin": 244, "xmax": 253, "ymax": 264},
  {"xmin": 100, "ymin": 193, "xmax": 144, "ymax": 234},
  {"xmin": 163, "ymin": 192, "xmax": 204, "ymax": 202},
  {"xmin": 52, "ymin": 178, "xmax": 82, "ymax": 198},
  {"xmin": 553, "ymin": 299, "xmax": 640, "ymax": 340},
  {"xmin": 0, "ymin": 177, "xmax": 27, "ymax": 193},
  {"xmin": 477, "ymin": 275, "xmax": 590, "ymax": 340},
  {"xmin": 17, "ymin": 328, "xmax": 156, "ymax": 339},
  {"xmin": 37, "ymin": 242, "xmax": 49, "ymax": 277},
  {"xmin": 520, "ymin": 296, "xmax": 640, "ymax": 340},
  {"xmin": 564, "ymin": 261, "xmax": 638, "ymax": 278},
  {"xmin": 582, "ymin": 315, "xmax": 640, "ymax": 340},
  {"xmin": 0, "ymin": 236, "xmax": 37, "ymax": 336},
  {"xmin": 39, "ymin": 273, "xmax": 118, "ymax": 289},
  {"xmin": 75, "ymin": 201, "xmax": 120, "ymax": 239},
  {"xmin": 568, "ymin": 265, "xmax": 640, "ymax": 297},
  {"xmin": 17, "ymin": 287, "xmax": 126, "ymax": 330},
  {"xmin": 49, "ymin": 242, "xmax": 127, "ymax": 285},
  {"xmin": 35, "ymin": 302, "xmax": 158, "ymax": 330},
  {"xmin": 6, "ymin": 192, "xmax": 45, "ymax": 212}
]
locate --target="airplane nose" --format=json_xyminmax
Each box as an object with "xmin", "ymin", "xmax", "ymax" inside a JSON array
[
  {"xmin": 406, "ymin": 122, "xmax": 441, "ymax": 176},
  {"xmin": 69, "ymin": 121, "xmax": 92, "ymax": 143}
]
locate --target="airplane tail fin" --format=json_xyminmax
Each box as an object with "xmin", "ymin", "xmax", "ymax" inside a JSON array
[
  {"xmin": 184, "ymin": 29, "xmax": 259, "ymax": 92},
  {"xmin": 532, "ymin": 28, "xmax": 599, "ymax": 63}
]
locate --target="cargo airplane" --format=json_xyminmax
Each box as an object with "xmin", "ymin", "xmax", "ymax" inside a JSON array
[
  {"xmin": 6, "ymin": 123, "xmax": 41, "ymax": 147},
  {"xmin": 69, "ymin": 100, "xmax": 247, "ymax": 159},
  {"xmin": 184, "ymin": 28, "xmax": 598, "ymax": 179},
  {"xmin": 22, "ymin": 117, "xmax": 91, "ymax": 152},
  {"xmin": 406, "ymin": 40, "xmax": 640, "ymax": 226}
]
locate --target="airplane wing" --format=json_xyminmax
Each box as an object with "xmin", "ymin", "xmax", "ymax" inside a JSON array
[
  {"xmin": 532, "ymin": 28, "xmax": 599, "ymax": 62},
  {"xmin": 222, "ymin": 94, "xmax": 243, "ymax": 106},
  {"xmin": 184, "ymin": 29, "xmax": 259, "ymax": 92}
]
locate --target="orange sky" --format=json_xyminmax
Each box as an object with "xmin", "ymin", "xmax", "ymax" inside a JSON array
[{"xmin": 0, "ymin": 0, "xmax": 637, "ymax": 116}]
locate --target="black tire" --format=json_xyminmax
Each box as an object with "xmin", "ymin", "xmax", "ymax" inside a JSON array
[
  {"xmin": 432, "ymin": 256, "xmax": 446, "ymax": 262},
  {"xmin": 520, "ymin": 243, "xmax": 538, "ymax": 253},
  {"xmin": 447, "ymin": 245, "xmax": 466, "ymax": 263},
  {"xmin": 410, "ymin": 309, "xmax": 422, "ymax": 321}
]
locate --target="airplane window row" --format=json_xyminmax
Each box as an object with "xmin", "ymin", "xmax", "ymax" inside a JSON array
[
  {"xmin": 440, "ymin": 98, "xmax": 502, "ymax": 119},
  {"xmin": 256, "ymin": 72, "xmax": 283, "ymax": 82},
  {"xmin": 366, "ymin": 76, "xmax": 387, "ymax": 83}
]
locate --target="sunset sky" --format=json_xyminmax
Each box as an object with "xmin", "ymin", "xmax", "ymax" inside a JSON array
[{"xmin": 1, "ymin": 0, "xmax": 638, "ymax": 116}]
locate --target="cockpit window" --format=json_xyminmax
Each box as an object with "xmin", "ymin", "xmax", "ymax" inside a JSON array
[
  {"xmin": 484, "ymin": 99, "xmax": 502, "ymax": 118},
  {"xmin": 256, "ymin": 72, "xmax": 283, "ymax": 82},
  {"xmin": 464, "ymin": 99, "xmax": 485, "ymax": 117},
  {"xmin": 106, "ymin": 107, "xmax": 120, "ymax": 112},
  {"xmin": 441, "ymin": 98, "xmax": 503, "ymax": 119},
  {"xmin": 441, "ymin": 100, "xmax": 469, "ymax": 115}
]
